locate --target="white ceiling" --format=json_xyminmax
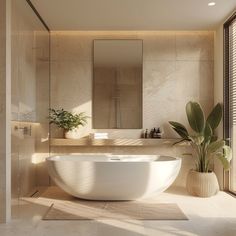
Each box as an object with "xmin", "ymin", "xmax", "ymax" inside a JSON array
[{"xmin": 30, "ymin": 0, "xmax": 236, "ymax": 30}]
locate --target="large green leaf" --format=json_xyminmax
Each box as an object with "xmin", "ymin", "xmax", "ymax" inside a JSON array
[
  {"xmin": 207, "ymin": 140, "xmax": 225, "ymax": 153},
  {"xmin": 186, "ymin": 101, "xmax": 205, "ymax": 133},
  {"xmin": 216, "ymin": 152, "xmax": 230, "ymax": 170},
  {"xmin": 206, "ymin": 103, "xmax": 222, "ymax": 130},
  {"xmin": 204, "ymin": 122, "xmax": 212, "ymax": 143},
  {"xmin": 223, "ymin": 145, "xmax": 232, "ymax": 162},
  {"xmin": 169, "ymin": 121, "xmax": 189, "ymax": 139},
  {"xmin": 215, "ymin": 145, "xmax": 232, "ymax": 170}
]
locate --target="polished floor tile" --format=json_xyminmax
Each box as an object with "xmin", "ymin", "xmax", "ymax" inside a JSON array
[{"xmin": 0, "ymin": 187, "xmax": 236, "ymax": 236}]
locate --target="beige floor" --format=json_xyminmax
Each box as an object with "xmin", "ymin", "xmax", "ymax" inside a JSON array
[{"xmin": 1, "ymin": 187, "xmax": 236, "ymax": 236}]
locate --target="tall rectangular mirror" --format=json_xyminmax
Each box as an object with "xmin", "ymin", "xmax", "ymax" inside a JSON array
[{"xmin": 93, "ymin": 39, "xmax": 143, "ymax": 129}]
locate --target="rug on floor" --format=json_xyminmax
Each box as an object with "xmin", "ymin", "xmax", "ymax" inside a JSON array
[{"xmin": 41, "ymin": 187, "xmax": 188, "ymax": 220}]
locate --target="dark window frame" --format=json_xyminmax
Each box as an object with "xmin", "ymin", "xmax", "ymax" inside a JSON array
[
  {"xmin": 223, "ymin": 12, "xmax": 236, "ymax": 193},
  {"xmin": 224, "ymin": 12, "xmax": 236, "ymax": 144}
]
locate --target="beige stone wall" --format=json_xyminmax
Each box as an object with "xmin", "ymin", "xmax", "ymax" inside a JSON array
[
  {"xmin": 0, "ymin": 0, "xmax": 11, "ymax": 223},
  {"xmin": 51, "ymin": 31, "xmax": 214, "ymax": 139},
  {"xmin": 50, "ymin": 31, "xmax": 214, "ymax": 188},
  {"xmin": 0, "ymin": 0, "xmax": 7, "ymax": 222}
]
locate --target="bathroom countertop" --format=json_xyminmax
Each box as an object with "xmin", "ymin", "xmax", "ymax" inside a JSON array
[{"xmin": 50, "ymin": 138, "xmax": 187, "ymax": 147}]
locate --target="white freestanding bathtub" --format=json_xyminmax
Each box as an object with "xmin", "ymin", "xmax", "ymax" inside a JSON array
[{"xmin": 46, "ymin": 155, "xmax": 181, "ymax": 200}]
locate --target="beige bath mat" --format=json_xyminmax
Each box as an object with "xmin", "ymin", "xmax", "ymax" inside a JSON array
[
  {"xmin": 43, "ymin": 202, "xmax": 187, "ymax": 220},
  {"xmin": 41, "ymin": 188, "xmax": 188, "ymax": 220}
]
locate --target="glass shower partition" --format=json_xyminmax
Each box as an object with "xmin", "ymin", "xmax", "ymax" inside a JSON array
[{"xmin": 11, "ymin": 0, "xmax": 50, "ymax": 218}]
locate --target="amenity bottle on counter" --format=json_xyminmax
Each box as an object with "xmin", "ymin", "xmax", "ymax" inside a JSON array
[
  {"xmin": 156, "ymin": 128, "xmax": 162, "ymax": 139},
  {"xmin": 143, "ymin": 127, "xmax": 163, "ymax": 139},
  {"xmin": 149, "ymin": 128, "xmax": 154, "ymax": 138},
  {"xmin": 150, "ymin": 127, "xmax": 163, "ymax": 139},
  {"xmin": 144, "ymin": 129, "xmax": 149, "ymax": 138}
]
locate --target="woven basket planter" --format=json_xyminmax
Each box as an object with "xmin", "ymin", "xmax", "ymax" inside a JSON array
[{"xmin": 186, "ymin": 170, "xmax": 219, "ymax": 197}]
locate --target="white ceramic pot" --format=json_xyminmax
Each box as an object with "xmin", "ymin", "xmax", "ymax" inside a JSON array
[
  {"xmin": 64, "ymin": 128, "xmax": 81, "ymax": 139},
  {"xmin": 186, "ymin": 170, "xmax": 219, "ymax": 198}
]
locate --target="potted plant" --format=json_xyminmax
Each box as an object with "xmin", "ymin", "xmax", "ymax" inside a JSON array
[
  {"xmin": 49, "ymin": 108, "xmax": 89, "ymax": 139},
  {"xmin": 169, "ymin": 101, "xmax": 232, "ymax": 197}
]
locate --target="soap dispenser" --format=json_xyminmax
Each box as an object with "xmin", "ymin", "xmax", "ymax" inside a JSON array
[
  {"xmin": 156, "ymin": 127, "xmax": 162, "ymax": 139},
  {"xmin": 150, "ymin": 128, "xmax": 154, "ymax": 138},
  {"xmin": 152, "ymin": 128, "xmax": 159, "ymax": 138},
  {"xmin": 152, "ymin": 128, "xmax": 157, "ymax": 138},
  {"xmin": 144, "ymin": 129, "xmax": 149, "ymax": 139}
]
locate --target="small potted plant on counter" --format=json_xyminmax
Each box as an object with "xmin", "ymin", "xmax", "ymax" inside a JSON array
[
  {"xmin": 49, "ymin": 108, "xmax": 89, "ymax": 139},
  {"xmin": 169, "ymin": 101, "xmax": 232, "ymax": 197}
]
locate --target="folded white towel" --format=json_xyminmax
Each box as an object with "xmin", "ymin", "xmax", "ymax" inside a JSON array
[
  {"xmin": 90, "ymin": 133, "xmax": 109, "ymax": 139},
  {"xmin": 94, "ymin": 136, "xmax": 108, "ymax": 139},
  {"xmin": 94, "ymin": 133, "xmax": 108, "ymax": 136}
]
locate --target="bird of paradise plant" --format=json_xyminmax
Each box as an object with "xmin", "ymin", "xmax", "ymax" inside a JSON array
[{"xmin": 169, "ymin": 101, "xmax": 232, "ymax": 173}]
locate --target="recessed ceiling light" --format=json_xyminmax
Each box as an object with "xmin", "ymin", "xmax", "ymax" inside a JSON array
[{"xmin": 208, "ymin": 2, "xmax": 216, "ymax": 6}]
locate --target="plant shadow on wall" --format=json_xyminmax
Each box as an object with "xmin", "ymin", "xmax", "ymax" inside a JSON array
[
  {"xmin": 169, "ymin": 101, "xmax": 232, "ymax": 198},
  {"xmin": 49, "ymin": 108, "xmax": 89, "ymax": 139}
]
